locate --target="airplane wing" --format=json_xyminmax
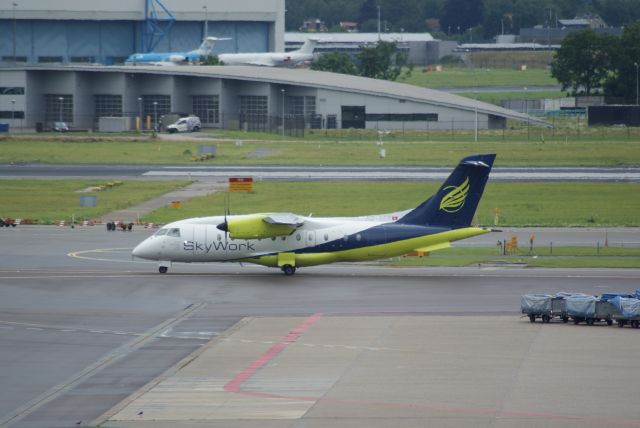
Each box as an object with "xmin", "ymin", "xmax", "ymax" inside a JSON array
[{"xmin": 263, "ymin": 213, "xmax": 304, "ymax": 227}]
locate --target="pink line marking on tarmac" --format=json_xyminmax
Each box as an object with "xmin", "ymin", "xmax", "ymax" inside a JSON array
[
  {"xmin": 224, "ymin": 312, "xmax": 323, "ymax": 394},
  {"xmin": 223, "ymin": 312, "xmax": 640, "ymax": 426}
]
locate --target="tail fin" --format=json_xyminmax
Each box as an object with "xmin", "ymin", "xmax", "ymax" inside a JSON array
[
  {"xmin": 193, "ymin": 37, "xmax": 231, "ymax": 55},
  {"xmin": 297, "ymin": 38, "xmax": 318, "ymax": 54},
  {"xmin": 397, "ymin": 154, "xmax": 496, "ymax": 228}
]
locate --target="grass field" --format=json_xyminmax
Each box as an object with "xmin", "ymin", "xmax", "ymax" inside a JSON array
[
  {"xmin": 141, "ymin": 181, "xmax": 640, "ymax": 227},
  {"xmin": 386, "ymin": 246, "xmax": 640, "ymax": 268},
  {"xmin": 459, "ymin": 90, "xmax": 565, "ymax": 106},
  {"xmin": 2, "ymin": 137, "xmax": 640, "ymax": 166},
  {"xmin": 0, "ymin": 179, "xmax": 189, "ymax": 224},
  {"xmin": 397, "ymin": 67, "xmax": 558, "ymax": 88}
]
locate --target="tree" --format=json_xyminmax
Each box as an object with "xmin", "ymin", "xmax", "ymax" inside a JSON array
[
  {"xmin": 200, "ymin": 55, "xmax": 223, "ymax": 65},
  {"xmin": 310, "ymin": 52, "xmax": 359, "ymax": 75},
  {"xmin": 359, "ymin": 0, "xmax": 378, "ymax": 24},
  {"xmin": 550, "ymin": 29, "xmax": 618, "ymax": 95},
  {"xmin": 357, "ymin": 41, "xmax": 408, "ymax": 81},
  {"xmin": 440, "ymin": 0, "xmax": 483, "ymax": 35},
  {"xmin": 604, "ymin": 21, "xmax": 640, "ymax": 102}
]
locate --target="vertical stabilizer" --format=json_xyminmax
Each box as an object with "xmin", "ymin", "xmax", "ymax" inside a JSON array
[
  {"xmin": 297, "ymin": 38, "xmax": 318, "ymax": 54},
  {"xmin": 397, "ymin": 154, "xmax": 496, "ymax": 228}
]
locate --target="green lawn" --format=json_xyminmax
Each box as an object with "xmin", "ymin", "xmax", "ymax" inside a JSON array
[
  {"xmin": 2, "ymin": 138, "xmax": 640, "ymax": 166},
  {"xmin": 0, "ymin": 179, "xmax": 189, "ymax": 224},
  {"xmin": 459, "ymin": 90, "xmax": 565, "ymax": 106},
  {"xmin": 397, "ymin": 67, "xmax": 558, "ymax": 88},
  {"xmin": 141, "ymin": 181, "xmax": 640, "ymax": 227},
  {"xmin": 386, "ymin": 246, "xmax": 640, "ymax": 268}
]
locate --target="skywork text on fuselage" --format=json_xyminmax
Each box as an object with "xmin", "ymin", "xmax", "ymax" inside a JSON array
[{"xmin": 183, "ymin": 240, "xmax": 255, "ymax": 253}]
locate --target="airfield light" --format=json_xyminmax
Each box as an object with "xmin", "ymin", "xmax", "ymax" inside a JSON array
[
  {"xmin": 281, "ymin": 89, "xmax": 285, "ymax": 137},
  {"xmin": 137, "ymin": 97, "xmax": 142, "ymax": 130}
]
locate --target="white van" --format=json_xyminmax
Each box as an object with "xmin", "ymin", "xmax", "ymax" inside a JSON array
[{"xmin": 166, "ymin": 116, "xmax": 201, "ymax": 133}]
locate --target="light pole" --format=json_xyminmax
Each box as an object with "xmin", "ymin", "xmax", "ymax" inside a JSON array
[
  {"xmin": 153, "ymin": 101, "xmax": 158, "ymax": 131},
  {"xmin": 473, "ymin": 90, "xmax": 478, "ymax": 142},
  {"xmin": 377, "ymin": 5, "xmax": 381, "ymax": 41},
  {"xmin": 11, "ymin": 99, "xmax": 16, "ymax": 132},
  {"xmin": 281, "ymin": 89, "xmax": 285, "ymax": 137},
  {"xmin": 635, "ymin": 62, "xmax": 639, "ymax": 105},
  {"xmin": 12, "ymin": 2, "xmax": 17, "ymax": 62},
  {"xmin": 137, "ymin": 97, "xmax": 143, "ymax": 130},
  {"xmin": 524, "ymin": 87, "xmax": 530, "ymax": 140},
  {"xmin": 203, "ymin": 5, "xmax": 208, "ymax": 37},
  {"xmin": 58, "ymin": 96, "xmax": 63, "ymax": 123}
]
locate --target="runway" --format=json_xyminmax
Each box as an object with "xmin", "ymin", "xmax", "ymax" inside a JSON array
[
  {"xmin": 2, "ymin": 163, "xmax": 640, "ymax": 182},
  {"xmin": 1, "ymin": 227, "xmax": 639, "ymax": 427}
]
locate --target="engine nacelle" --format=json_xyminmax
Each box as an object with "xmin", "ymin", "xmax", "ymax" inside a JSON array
[
  {"xmin": 169, "ymin": 54, "xmax": 187, "ymax": 63},
  {"xmin": 217, "ymin": 214, "xmax": 295, "ymax": 240}
]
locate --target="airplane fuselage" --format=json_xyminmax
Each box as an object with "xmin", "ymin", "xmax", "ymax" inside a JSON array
[{"xmin": 132, "ymin": 214, "xmax": 488, "ymax": 268}]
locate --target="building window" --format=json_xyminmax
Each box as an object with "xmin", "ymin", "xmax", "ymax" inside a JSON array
[
  {"xmin": 286, "ymin": 95, "xmax": 316, "ymax": 125},
  {"xmin": 44, "ymin": 94, "xmax": 73, "ymax": 124},
  {"xmin": 193, "ymin": 95, "xmax": 219, "ymax": 125},
  {"xmin": 0, "ymin": 87, "xmax": 25, "ymax": 95},
  {"xmin": 38, "ymin": 56, "xmax": 64, "ymax": 63},
  {"xmin": 365, "ymin": 113, "xmax": 438, "ymax": 122},
  {"xmin": 1, "ymin": 56, "xmax": 27, "ymax": 62},
  {"xmin": 70, "ymin": 56, "xmax": 95, "ymax": 63},
  {"xmin": 94, "ymin": 95, "xmax": 123, "ymax": 122},
  {"xmin": 0, "ymin": 111, "xmax": 25, "ymax": 119},
  {"xmin": 141, "ymin": 95, "xmax": 171, "ymax": 122}
]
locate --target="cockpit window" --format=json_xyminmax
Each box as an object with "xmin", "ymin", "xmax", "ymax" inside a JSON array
[
  {"xmin": 154, "ymin": 228, "xmax": 168, "ymax": 236},
  {"xmin": 167, "ymin": 228, "xmax": 181, "ymax": 237}
]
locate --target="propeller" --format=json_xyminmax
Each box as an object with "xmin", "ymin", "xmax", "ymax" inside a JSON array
[{"xmin": 216, "ymin": 192, "xmax": 230, "ymax": 243}]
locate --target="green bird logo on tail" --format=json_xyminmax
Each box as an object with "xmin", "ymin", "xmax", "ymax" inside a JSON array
[{"xmin": 439, "ymin": 177, "xmax": 470, "ymax": 213}]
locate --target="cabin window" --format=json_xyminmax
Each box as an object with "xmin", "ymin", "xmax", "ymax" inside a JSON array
[
  {"xmin": 356, "ymin": 234, "xmax": 362, "ymax": 242},
  {"xmin": 343, "ymin": 235, "xmax": 349, "ymax": 241},
  {"xmin": 154, "ymin": 228, "xmax": 168, "ymax": 236},
  {"xmin": 167, "ymin": 228, "xmax": 181, "ymax": 237},
  {"xmin": 324, "ymin": 233, "xmax": 329, "ymax": 241}
]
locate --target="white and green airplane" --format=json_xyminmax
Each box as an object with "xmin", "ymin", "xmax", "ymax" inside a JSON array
[{"xmin": 132, "ymin": 154, "xmax": 496, "ymax": 275}]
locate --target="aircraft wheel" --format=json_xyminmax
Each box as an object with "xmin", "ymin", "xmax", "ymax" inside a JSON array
[
  {"xmin": 281, "ymin": 265, "xmax": 296, "ymax": 276},
  {"xmin": 159, "ymin": 266, "xmax": 168, "ymax": 274}
]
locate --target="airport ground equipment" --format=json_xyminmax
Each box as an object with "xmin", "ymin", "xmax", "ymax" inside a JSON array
[
  {"xmin": 609, "ymin": 296, "xmax": 640, "ymax": 328},
  {"xmin": 521, "ymin": 294, "xmax": 555, "ymax": 323}
]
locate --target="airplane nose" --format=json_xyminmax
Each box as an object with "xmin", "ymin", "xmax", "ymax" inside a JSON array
[{"xmin": 132, "ymin": 239, "xmax": 156, "ymax": 260}]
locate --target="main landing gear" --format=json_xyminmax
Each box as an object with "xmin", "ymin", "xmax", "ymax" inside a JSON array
[
  {"xmin": 281, "ymin": 264, "xmax": 296, "ymax": 276},
  {"xmin": 159, "ymin": 266, "xmax": 168, "ymax": 274}
]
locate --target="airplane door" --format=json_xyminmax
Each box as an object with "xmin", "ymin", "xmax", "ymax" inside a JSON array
[
  {"xmin": 192, "ymin": 224, "xmax": 208, "ymax": 259},
  {"xmin": 305, "ymin": 230, "xmax": 316, "ymax": 248}
]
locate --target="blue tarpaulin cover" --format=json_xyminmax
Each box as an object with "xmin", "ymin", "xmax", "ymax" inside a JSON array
[
  {"xmin": 600, "ymin": 293, "xmax": 634, "ymax": 302},
  {"xmin": 610, "ymin": 297, "xmax": 640, "ymax": 318},
  {"xmin": 555, "ymin": 292, "xmax": 591, "ymax": 299},
  {"xmin": 566, "ymin": 295, "xmax": 597, "ymax": 317},
  {"xmin": 636, "ymin": 289, "xmax": 640, "ymax": 299},
  {"xmin": 521, "ymin": 294, "xmax": 552, "ymax": 314}
]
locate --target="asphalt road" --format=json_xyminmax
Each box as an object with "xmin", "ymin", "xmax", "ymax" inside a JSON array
[
  {"xmin": 1, "ymin": 163, "xmax": 640, "ymax": 181},
  {"xmin": 1, "ymin": 227, "xmax": 639, "ymax": 427}
]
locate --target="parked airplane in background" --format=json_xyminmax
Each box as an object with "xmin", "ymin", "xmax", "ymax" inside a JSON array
[
  {"xmin": 218, "ymin": 38, "xmax": 319, "ymax": 67},
  {"xmin": 132, "ymin": 154, "xmax": 496, "ymax": 275},
  {"xmin": 125, "ymin": 36, "xmax": 229, "ymax": 65}
]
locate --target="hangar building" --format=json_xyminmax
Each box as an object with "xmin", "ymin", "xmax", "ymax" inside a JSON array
[
  {"xmin": 0, "ymin": 0, "xmax": 284, "ymax": 65},
  {"xmin": 0, "ymin": 65, "xmax": 547, "ymax": 132}
]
